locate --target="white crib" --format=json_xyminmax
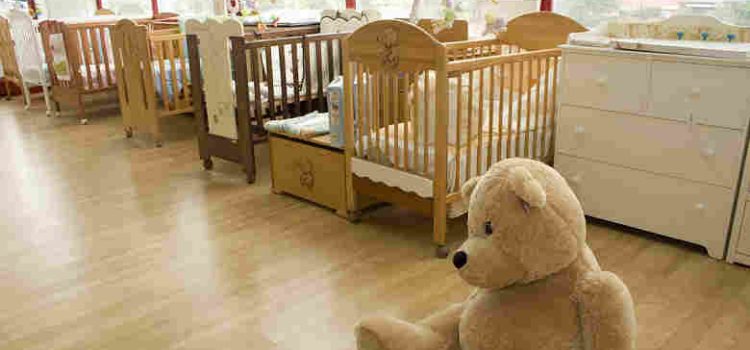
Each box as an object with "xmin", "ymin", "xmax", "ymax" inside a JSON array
[{"xmin": 8, "ymin": 8, "xmax": 53, "ymax": 115}]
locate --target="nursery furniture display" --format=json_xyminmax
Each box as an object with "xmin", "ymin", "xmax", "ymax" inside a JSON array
[
  {"xmin": 7, "ymin": 8, "xmax": 53, "ymax": 115},
  {"xmin": 729, "ymin": 150, "xmax": 750, "ymax": 266},
  {"xmin": 0, "ymin": 14, "xmax": 21, "ymax": 100},
  {"xmin": 342, "ymin": 12, "xmax": 587, "ymax": 257},
  {"xmin": 556, "ymin": 16, "xmax": 750, "ymax": 260},
  {"xmin": 111, "ymin": 19, "xmax": 192, "ymax": 147}
]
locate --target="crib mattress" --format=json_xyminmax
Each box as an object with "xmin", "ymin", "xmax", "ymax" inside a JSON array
[{"xmin": 354, "ymin": 118, "xmax": 553, "ymax": 217}]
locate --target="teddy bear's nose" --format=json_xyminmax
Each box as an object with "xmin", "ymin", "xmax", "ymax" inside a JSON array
[{"xmin": 453, "ymin": 251, "xmax": 468, "ymax": 269}]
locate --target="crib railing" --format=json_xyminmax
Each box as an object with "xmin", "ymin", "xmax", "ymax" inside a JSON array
[
  {"xmin": 40, "ymin": 20, "xmax": 117, "ymax": 92},
  {"xmin": 150, "ymin": 31, "xmax": 191, "ymax": 114},
  {"xmin": 231, "ymin": 32, "xmax": 346, "ymax": 128}
]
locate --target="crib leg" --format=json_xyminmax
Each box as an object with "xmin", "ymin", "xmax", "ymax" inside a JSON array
[
  {"xmin": 433, "ymin": 200, "xmax": 449, "ymax": 259},
  {"xmin": 4, "ymin": 80, "xmax": 11, "ymax": 100},
  {"xmin": 77, "ymin": 95, "xmax": 88, "ymax": 125},
  {"xmin": 202, "ymin": 158, "xmax": 213, "ymax": 170},
  {"xmin": 42, "ymin": 85, "xmax": 53, "ymax": 117},
  {"xmin": 22, "ymin": 82, "xmax": 31, "ymax": 110},
  {"xmin": 124, "ymin": 127, "xmax": 133, "ymax": 138}
]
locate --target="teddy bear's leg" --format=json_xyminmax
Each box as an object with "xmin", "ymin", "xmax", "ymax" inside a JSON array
[
  {"xmin": 356, "ymin": 304, "xmax": 463, "ymax": 350},
  {"xmin": 577, "ymin": 271, "xmax": 637, "ymax": 350}
]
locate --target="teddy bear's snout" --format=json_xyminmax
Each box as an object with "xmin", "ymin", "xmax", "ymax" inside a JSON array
[{"xmin": 453, "ymin": 251, "xmax": 468, "ymax": 269}]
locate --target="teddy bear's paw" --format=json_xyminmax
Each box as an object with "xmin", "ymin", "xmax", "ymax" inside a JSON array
[
  {"xmin": 356, "ymin": 325, "xmax": 387, "ymax": 350},
  {"xmin": 355, "ymin": 316, "xmax": 450, "ymax": 350}
]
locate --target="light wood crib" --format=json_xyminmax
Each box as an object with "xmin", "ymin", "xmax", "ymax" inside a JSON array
[
  {"xmin": 0, "ymin": 15, "xmax": 22, "ymax": 100},
  {"xmin": 111, "ymin": 19, "xmax": 191, "ymax": 147},
  {"xmin": 342, "ymin": 13, "xmax": 586, "ymax": 257}
]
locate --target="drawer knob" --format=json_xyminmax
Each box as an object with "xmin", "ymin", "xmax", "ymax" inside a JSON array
[
  {"xmin": 574, "ymin": 125, "xmax": 586, "ymax": 135},
  {"xmin": 689, "ymin": 87, "xmax": 701, "ymax": 99},
  {"xmin": 701, "ymin": 147, "xmax": 716, "ymax": 157},
  {"xmin": 568, "ymin": 174, "xmax": 583, "ymax": 185},
  {"xmin": 695, "ymin": 203, "xmax": 706, "ymax": 211},
  {"xmin": 596, "ymin": 77, "xmax": 607, "ymax": 87}
]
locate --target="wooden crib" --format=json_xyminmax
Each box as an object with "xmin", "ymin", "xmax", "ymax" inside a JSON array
[
  {"xmin": 342, "ymin": 13, "xmax": 586, "ymax": 257},
  {"xmin": 111, "ymin": 19, "xmax": 192, "ymax": 147},
  {"xmin": 0, "ymin": 15, "xmax": 22, "ymax": 100},
  {"xmin": 187, "ymin": 17, "xmax": 349, "ymax": 183},
  {"xmin": 39, "ymin": 18, "xmax": 121, "ymax": 123}
]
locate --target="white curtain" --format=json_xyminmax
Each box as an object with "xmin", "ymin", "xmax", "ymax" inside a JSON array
[{"xmin": 44, "ymin": 0, "xmax": 97, "ymax": 18}]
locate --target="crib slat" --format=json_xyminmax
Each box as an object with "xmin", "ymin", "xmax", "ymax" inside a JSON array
[
  {"xmin": 291, "ymin": 42, "xmax": 301, "ymax": 115},
  {"xmin": 455, "ymin": 74, "xmax": 462, "ymax": 191},
  {"xmin": 178, "ymin": 37, "xmax": 189, "ymax": 104},
  {"xmin": 414, "ymin": 73, "xmax": 420, "ymax": 173},
  {"xmin": 488, "ymin": 65, "xmax": 495, "ymax": 166},
  {"xmin": 423, "ymin": 72, "xmax": 429, "ymax": 175},
  {"xmin": 533, "ymin": 57, "xmax": 541, "ymax": 158},
  {"xmin": 327, "ymin": 39, "xmax": 335, "ymax": 83},
  {"xmin": 383, "ymin": 73, "xmax": 391, "ymax": 164},
  {"xmin": 99, "ymin": 28, "xmax": 113, "ymax": 87},
  {"xmin": 466, "ymin": 70, "xmax": 473, "ymax": 180},
  {"xmin": 506, "ymin": 61, "xmax": 514, "ymax": 159},
  {"xmin": 541, "ymin": 56, "xmax": 551, "ymax": 158},
  {"xmin": 525, "ymin": 59, "xmax": 532, "ymax": 158},
  {"xmin": 315, "ymin": 40, "xmax": 324, "ymax": 112},
  {"xmin": 496, "ymin": 63, "xmax": 504, "ymax": 162},
  {"xmin": 548, "ymin": 56, "xmax": 559, "ymax": 162},
  {"xmin": 80, "ymin": 28, "xmax": 94, "ymax": 90},
  {"xmin": 515, "ymin": 61, "xmax": 524, "ymax": 157},
  {"xmin": 303, "ymin": 42, "xmax": 312, "ymax": 114},
  {"xmin": 264, "ymin": 46, "xmax": 276, "ymax": 119},
  {"xmin": 156, "ymin": 43, "xmax": 170, "ymax": 110},
  {"xmin": 250, "ymin": 47, "xmax": 264, "ymax": 127},
  {"xmin": 278, "ymin": 44, "xmax": 289, "ymax": 119},
  {"xmin": 374, "ymin": 72, "xmax": 382, "ymax": 164},
  {"xmin": 89, "ymin": 28, "xmax": 104, "ymax": 89},
  {"xmin": 166, "ymin": 40, "xmax": 179, "ymax": 109},
  {"xmin": 367, "ymin": 68, "xmax": 375, "ymax": 159},
  {"xmin": 388, "ymin": 73, "xmax": 401, "ymax": 169},
  {"xmin": 357, "ymin": 64, "xmax": 365, "ymax": 158},
  {"xmin": 477, "ymin": 68, "xmax": 485, "ymax": 175}
]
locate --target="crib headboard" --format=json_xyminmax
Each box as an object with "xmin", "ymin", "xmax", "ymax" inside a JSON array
[
  {"xmin": 498, "ymin": 12, "xmax": 586, "ymax": 51},
  {"xmin": 346, "ymin": 19, "xmax": 444, "ymax": 73}
]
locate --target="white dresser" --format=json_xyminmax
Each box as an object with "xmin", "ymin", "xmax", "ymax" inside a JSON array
[{"xmin": 555, "ymin": 44, "xmax": 750, "ymax": 259}]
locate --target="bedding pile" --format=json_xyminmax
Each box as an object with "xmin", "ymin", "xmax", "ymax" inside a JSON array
[{"xmin": 264, "ymin": 111, "xmax": 330, "ymax": 138}]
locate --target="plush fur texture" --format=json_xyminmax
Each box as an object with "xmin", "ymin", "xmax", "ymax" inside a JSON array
[{"xmin": 355, "ymin": 158, "xmax": 636, "ymax": 350}]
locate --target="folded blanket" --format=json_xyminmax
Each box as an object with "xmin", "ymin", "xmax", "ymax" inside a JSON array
[{"xmin": 264, "ymin": 111, "xmax": 330, "ymax": 138}]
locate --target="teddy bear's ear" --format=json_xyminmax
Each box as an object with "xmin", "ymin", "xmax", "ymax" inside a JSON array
[
  {"xmin": 461, "ymin": 176, "xmax": 480, "ymax": 205},
  {"xmin": 509, "ymin": 167, "xmax": 547, "ymax": 209}
]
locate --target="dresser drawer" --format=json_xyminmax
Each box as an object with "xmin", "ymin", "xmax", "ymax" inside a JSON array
[
  {"xmin": 561, "ymin": 52, "xmax": 649, "ymax": 114},
  {"xmin": 651, "ymin": 61, "xmax": 750, "ymax": 130},
  {"xmin": 270, "ymin": 135, "xmax": 347, "ymax": 213},
  {"xmin": 556, "ymin": 106, "xmax": 744, "ymax": 188},
  {"xmin": 556, "ymin": 155, "xmax": 731, "ymax": 258}
]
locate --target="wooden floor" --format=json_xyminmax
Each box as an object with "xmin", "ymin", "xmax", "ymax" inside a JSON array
[{"xmin": 1, "ymin": 99, "xmax": 749, "ymax": 350}]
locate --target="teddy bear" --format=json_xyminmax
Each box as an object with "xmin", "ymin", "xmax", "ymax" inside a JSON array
[{"xmin": 355, "ymin": 158, "xmax": 636, "ymax": 350}]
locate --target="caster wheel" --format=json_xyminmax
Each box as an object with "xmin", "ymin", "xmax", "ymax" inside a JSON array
[
  {"xmin": 435, "ymin": 245, "xmax": 449, "ymax": 259},
  {"xmin": 79, "ymin": 119, "xmax": 88, "ymax": 125},
  {"xmin": 24, "ymin": 105, "xmax": 30, "ymax": 111},
  {"xmin": 45, "ymin": 111, "xmax": 52, "ymax": 117},
  {"xmin": 125, "ymin": 129, "xmax": 133, "ymax": 138},
  {"xmin": 155, "ymin": 141, "xmax": 163, "ymax": 148},
  {"xmin": 203, "ymin": 159, "xmax": 214, "ymax": 170}
]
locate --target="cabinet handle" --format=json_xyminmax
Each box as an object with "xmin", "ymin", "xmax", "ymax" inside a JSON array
[
  {"xmin": 690, "ymin": 87, "xmax": 702, "ymax": 98},
  {"xmin": 568, "ymin": 174, "xmax": 583, "ymax": 185},
  {"xmin": 596, "ymin": 77, "xmax": 607, "ymax": 87},
  {"xmin": 574, "ymin": 125, "xmax": 586, "ymax": 135},
  {"xmin": 701, "ymin": 147, "xmax": 716, "ymax": 157},
  {"xmin": 695, "ymin": 203, "xmax": 706, "ymax": 211}
]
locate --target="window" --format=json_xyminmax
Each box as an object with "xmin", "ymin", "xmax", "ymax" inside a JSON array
[
  {"xmin": 252, "ymin": 0, "xmax": 343, "ymax": 22},
  {"xmin": 41, "ymin": 0, "xmax": 97, "ymax": 18},
  {"xmin": 100, "ymin": 0, "xmax": 152, "ymax": 17},
  {"xmin": 158, "ymin": 0, "xmax": 214, "ymax": 16},
  {"xmin": 358, "ymin": 0, "xmax": 415, "ymax": 18},
  {"xmin": 555, "ymin": 0, "xmax": 750, "ymax": 28}
]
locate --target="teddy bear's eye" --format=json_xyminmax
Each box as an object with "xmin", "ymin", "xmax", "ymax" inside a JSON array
[{"xmin": 484, "ymin": 221, "xmax": 493, "ymax": 235}]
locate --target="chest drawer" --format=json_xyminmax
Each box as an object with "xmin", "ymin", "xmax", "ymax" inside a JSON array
[
  {"xmin": 561, "ymin": 52, "xmax": 649, "ymax": 114},
  {"xmin": 270, "ymin": 135, "xmax": 346, "ymax": 212},
  {"xmin": 556, "ymin": 154, "xmax": 731, "ymax": 258},
  {"xmin": 556, "ymin": 106, "xmax": 744, "ymax": 188},
  {"xmin": 651, "ymin": 62, "xmax": 750, "ymax": 130}
]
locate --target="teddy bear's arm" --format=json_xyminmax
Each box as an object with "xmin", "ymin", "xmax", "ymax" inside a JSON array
[
  {"xmin": 577, "ymin": 271, "xmax": 637, "ymax": 350},
  {"xmin": 356, "ymin": 303, "xmax": 464, "ymax": 350}
]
